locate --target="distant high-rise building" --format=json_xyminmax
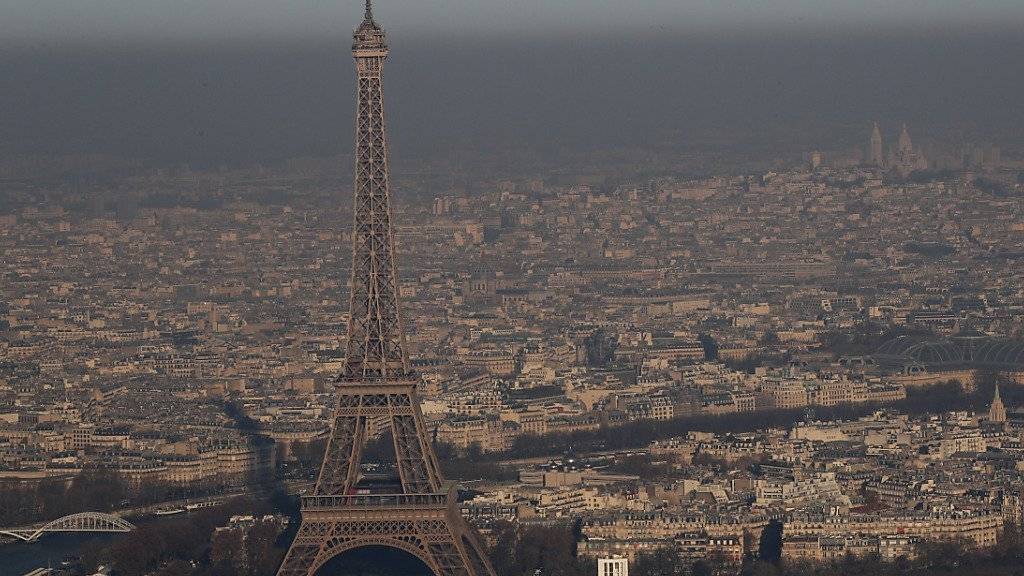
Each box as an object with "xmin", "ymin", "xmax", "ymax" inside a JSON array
[
  {"xmin": 989, "ymin": 385, "xmax": 1007, "ymax": 423},
  {"xmin": 963, "ymin": 143, "xmax": 1003, "ymax": 170},
  {"xmin": 869, "ymin": 122, "xmax": 884, "ymax": 167},
  {"xmin": 987, "ymin": 145, "xmax": 1001, "ymax": 168}
]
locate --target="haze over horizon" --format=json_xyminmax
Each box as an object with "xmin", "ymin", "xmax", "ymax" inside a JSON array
[
  {"xmin": 2, "ymin": 0, "xmax": 1023, "ymax": 169},
  {"xmin": 6, "ymin": 0, "xmax": 1024, "ymax": 43}
]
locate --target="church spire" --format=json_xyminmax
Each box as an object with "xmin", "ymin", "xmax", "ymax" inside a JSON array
[
  {"xmin": 989, "ymin": 384, "xmax": 1007, "ymax": 423},
  {"xmin": 365, "ymin": 0, "xmax": 373, "ymax": 21}
]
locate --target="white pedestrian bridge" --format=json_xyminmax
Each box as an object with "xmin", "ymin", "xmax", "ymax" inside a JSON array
[{"xmin": 0, "ymin": 512, "xmax": 135, "ymax": 543}]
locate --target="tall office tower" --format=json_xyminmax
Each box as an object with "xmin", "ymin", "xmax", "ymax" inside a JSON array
[
  {"xmin": 275, "ymin": 3, "xmax": 496, "ymax": 575},
  {"xmin": 869, "ymin": 122, "xmax": 884, "ymax": 167}
]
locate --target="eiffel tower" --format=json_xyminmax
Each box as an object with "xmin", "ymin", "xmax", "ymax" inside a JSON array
[{"xmin": 276, "ymin": 3, "xmax": 496, "ymax": 575}]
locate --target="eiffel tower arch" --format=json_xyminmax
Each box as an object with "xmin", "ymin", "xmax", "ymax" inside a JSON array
[
  {"xmin": 275, "ymin": 3, "xmax": 496, "ymax": 576},
  {"xmin": 315, "ymin": 545, "xmax": 436, "ymax": 576}
]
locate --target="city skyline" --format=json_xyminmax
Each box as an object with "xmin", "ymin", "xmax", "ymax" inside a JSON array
[{"xmin": 2, "ymin": 1, "xmax": 1024, "ymax": 576}]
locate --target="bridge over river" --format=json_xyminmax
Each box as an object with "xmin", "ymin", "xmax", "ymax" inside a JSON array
[{"xmin": 0, "ymin": 512, "xmax": 135, "ymax": 543}]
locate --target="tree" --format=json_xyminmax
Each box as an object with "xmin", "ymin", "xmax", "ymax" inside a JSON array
[
  {"xmin": 758, "ymin": 521, "xmax": 783, "ymax": 563},
  {"xmin": 913, "ymin": 538, "xmax": 977, "ymax": 570},
  {"xmin": 699, "ymin": 333, "xmax": 719, "ymax": 361},
  {"xmin": 488, "ymin": 521, "xmax": 519, "ymax": 576},
  {"xmin": 692, "ymin": 559, "xmax": 715, "ymax": 576},
  {"xmin": 249, "ymin": 518, "xmax": 287, "ymax": 576},
  {"xmin": 740, "ymin": 560, "xmax": 781, "ymax": 576},
  {"xmin": 290, "ymin": 438, "xmax": 327, "ymax": 474},
  {"xmin": 514, "ymin": 524, "xmax": 580, "ymax": 576},
  {"xmin": 991, "ymin": 522, "xmax": 1024, "ymax": 562},
  {"xmin": 632, "ymin": 547, "xmax": 688, "ymax": 576},
  {"xmin": 155, "ymin": 559, "xmax": 194, "ymax": 576},
  {"xmin": 489, "ymin": 523, "xmax": 588, "ymax": 576},
  {"xmin": 211, "ymin": 529, "xmax": 246, "ymax": 572},
  {"xmin": 110, "ymin": 525, "xmax": 168, "ymax": 576},
  {"xmin": 78, "ymin": 539, "xmax": 112, "ymax": 574}
]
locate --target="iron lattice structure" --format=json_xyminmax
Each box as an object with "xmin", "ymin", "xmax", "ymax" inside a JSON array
[{"xmin": 276, "ymin": 3, "xmax": 496, "ymax": 575}]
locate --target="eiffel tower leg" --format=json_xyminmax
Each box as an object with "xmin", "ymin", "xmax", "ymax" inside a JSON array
[
  {"xmin": 315, "ymin": 396, "xmax": 365, "ymax": 496},
  {"xmin": 445, "ymin": 522, "xmax": 497, "ymax": 576},
  {"xmin": 276, "ymin": 520, "xmax": 335, "ymax": 576},
  {"xmin": 390, "ymin": 393, "xmax": 443, "ymax": 494},
  {"xmin": 415, "ymin": 516, "xmax": 498, "ymax": 576}
]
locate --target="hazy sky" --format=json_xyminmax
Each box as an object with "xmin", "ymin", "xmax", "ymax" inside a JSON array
[
  {"xmin": 2, "ymin": 1, "xmax": 1023, "ymax": 169},
  {"xmin": 6, "ymin": 0, "xmax": 1024, "ymax": 43}
]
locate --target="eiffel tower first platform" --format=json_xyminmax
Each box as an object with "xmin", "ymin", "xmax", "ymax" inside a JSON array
[{"xmin": 275, "ymin": 3, "xmax": 496, "ymax": 576}]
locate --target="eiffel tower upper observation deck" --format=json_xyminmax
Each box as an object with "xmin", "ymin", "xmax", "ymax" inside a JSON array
[{"xmin": 275, "ymin": 3, "xmax": 496, "ymax": 576}]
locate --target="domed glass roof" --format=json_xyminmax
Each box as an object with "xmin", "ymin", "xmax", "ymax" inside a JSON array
[
  {"xmin": 875, "ymin": 335, "xmax": 964, "ymax": 365},
  {"xmin": 875, "ymin": 334, "xmax": 1024, "ymax": 369},
  {"xmin": 974, "ymin": 340, "xmax": 1024, "ymax": 368}
]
